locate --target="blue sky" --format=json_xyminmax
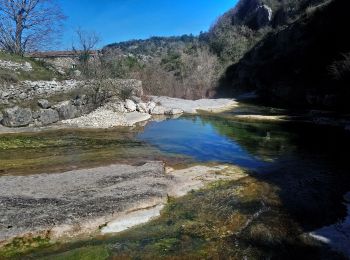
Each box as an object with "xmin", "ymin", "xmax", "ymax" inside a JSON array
[{"xmin": 58, "ymin": 0, "xmax": 237, "ymax": 50}]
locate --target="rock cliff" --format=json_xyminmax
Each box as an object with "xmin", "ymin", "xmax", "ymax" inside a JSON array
[{"xmin": 218, "ymin": 0, "xmax": 350, "ymax": 110}]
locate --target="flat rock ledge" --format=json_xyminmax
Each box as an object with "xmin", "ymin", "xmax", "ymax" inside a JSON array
[
  {"xmin": 150, "ymin": 96, "xmax": 238, "ymax": 114},
  {"xmin": 0, "ymin": 162, "xmax": 246, "ymax": 246}
]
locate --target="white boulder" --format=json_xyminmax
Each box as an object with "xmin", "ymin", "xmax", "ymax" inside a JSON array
[
  {"xmin": 125, "ymin": 99, "xmax": 137, "ymax": 112},
  {"xmin": 151, "ymin": 106, "xmax": 166, "ymax": 115},
  {"xmin": 146, "ymin": 102, "xmax": 156, "ymax": 113},
  {"xmin": 136, "ymin": 102, "xmax": 148, "ymax": 113}
]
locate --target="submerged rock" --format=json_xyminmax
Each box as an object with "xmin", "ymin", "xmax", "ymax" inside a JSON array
[
  {"xmin": 1, "ymin": 106, "xmax": 32, "ymax": 127},
  {"xmin": 310, "ymin": 192, "xmax": 350, "ymax": 258},
  {"xmin": 124, "ymin": 112, "xmax": 151, "ymax": 126}
]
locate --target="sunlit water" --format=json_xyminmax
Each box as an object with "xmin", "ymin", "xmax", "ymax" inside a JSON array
[
  {"xmin": 137, "ymin": 116, "xmax": 269, "ymax": 169},
  {"xmin": 1, "ymin": 109, "xmax": 350, "ymax": 259},
  {"xmin": 0, "ymin": 113, "xmax": 289, "ymax": 175}
]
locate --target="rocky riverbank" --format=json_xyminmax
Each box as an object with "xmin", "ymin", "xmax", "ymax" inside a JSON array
[
  {"xmin": 0, "ymin": 79, "xmax": 143, "ymax": 127},
  {"xmin": 0, "ymin": 95, "xmax": 237, "ymax": 131},
  {"xmin": 0, "ymin": 74, "xmax": 237, "ymax": 130},
  {"xmin": 60, "ymin": 97, "xmax": 238, "ymax": 129}
]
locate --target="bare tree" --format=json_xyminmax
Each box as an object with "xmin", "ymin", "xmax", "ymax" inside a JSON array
[
  {"xmin": 72, "ymin": 29, "xmax": 115, "ymax": 106},
  {"xmin": 0, "ymin": 0, "xmax": 65, "ymax": 54},
  {"xmin": 72, "ymin": 28, "xmax": 100, "ymax": 75}
]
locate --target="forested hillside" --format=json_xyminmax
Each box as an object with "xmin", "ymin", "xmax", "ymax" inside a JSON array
[
  {"xmin": 102, "ymin": 0, "xmax": 348, "ymax": 111},
  {"xmin": 217, "ymin": 0, "xmax": 350, "ymax": 111}
]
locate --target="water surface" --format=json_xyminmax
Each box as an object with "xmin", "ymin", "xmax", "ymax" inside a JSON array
[
  {"xmin": 0, "ymin": 113, "xmax": 291, "ymax": 175},
  {"xmin": 2, "ymin": 108, "xmax": 350, "ymax": 259},
  {"xmin": 137, "ymin": 116, "xmax": 270, "ymax": 169}
]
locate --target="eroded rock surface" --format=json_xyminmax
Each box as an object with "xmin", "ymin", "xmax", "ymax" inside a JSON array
[
  {"xmin": 38, "ymin": 109, "xmax": 59, "ymax": 126},
  {"xmin": 53, "ymin": 101, "xmax": 78, "ymax": 120},
  {"xmin": 0, "ymin": 162, "xmax": 168, "ymax": 242},
  {"xmin": 1, "ymin": 106, "xmax": 32, "ymax": 127},
  {"xmin": 0, "ymin": 162, "xmax": 245, "ymax": 244}
]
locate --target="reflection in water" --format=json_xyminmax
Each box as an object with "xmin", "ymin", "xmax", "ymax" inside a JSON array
[
  {"xmin": 2, "ymin": 111, "xmax": 350, "ymax": 259},
  {"xmin": 138, "ymin": 116, "xmax": 270, "ymax": 169},
  {"xmin": 0, "ymin": 115, "xmax": 293, "ymax": 175}
]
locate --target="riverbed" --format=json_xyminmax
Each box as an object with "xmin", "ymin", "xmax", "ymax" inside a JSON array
[{"xmin": 1, "ymin": 104, "xmax": 350, "ymax": 259}]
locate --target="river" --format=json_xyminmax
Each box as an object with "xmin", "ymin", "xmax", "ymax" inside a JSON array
[{"xmin": 1, "ymin": 104, "xmax": 349, "ymax": 259}]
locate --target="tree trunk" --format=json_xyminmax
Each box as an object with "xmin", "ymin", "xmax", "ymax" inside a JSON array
[{"xmin": 15, "ymin": 9, "xmax": 24, "ymax": 54}]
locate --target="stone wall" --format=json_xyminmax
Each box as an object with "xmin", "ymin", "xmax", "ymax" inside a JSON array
[
  {"xmin": 33, "ymin": 57, "xmax": 77, "ymax": 74},
  {"xmin": 0, "ymin": 60, "xmax": 33, "ymax": 72},
  {"xmin": 0, "ymin": 79, "xmax": 142, "ymax": 106},
  {"xmin": 0, "ymin": 79, "xmax": 143, "ymax": 127},
  {"xmin": 28, "ymin": 51, "xmax": 99, "ymax": 74},
  {"xmin": 0, "ymin": 80, "xmax": 80, "ymax": 106}
]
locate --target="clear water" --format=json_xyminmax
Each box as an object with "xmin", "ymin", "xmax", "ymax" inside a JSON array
[
  {"xmin": 137, "ymin": 116, "xmax": 269, "ymax": 169},
  {"xmin": 0, "ymin": 113, "xmax": 289, "ymax": 175},
  {"xmin": 2, "ymin": 110, "xmax": 350, "ymax": 259}
]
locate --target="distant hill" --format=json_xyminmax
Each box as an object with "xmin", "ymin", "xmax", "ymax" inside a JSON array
[{"xmin": 104, "ymin": 35, "xmax": 198, "ymax": 58}]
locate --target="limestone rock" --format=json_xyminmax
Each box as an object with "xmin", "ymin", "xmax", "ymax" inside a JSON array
[
  {"xmin": 0, "ymin": 91, "xmax": 10, "ymax": 99},
  {"xmin": 0, "ymin": 112, "xmax": 3, "ymax": 123},
  {"xmin": 38, "ymin": 99, "xmax": 51, "ymax": 109},
  {"xmin": 146, "ymin": 102, "xmax": 156, "ymax": 113},
  {"xmin": 2, "ymin": 106, "xmax": 32, "ymax": 127},
  {"xmin": 165, "ymin": 108, "xmax": 184, "ymax": 115},
  {"xmin": 54, "ymin": 101, "xmax": 77, "ymax": 120},
  {"xmin": 151, "ymin": 106, "xmax": 166, "ymax": 115},
  {"xmin": 73, "ymin": 70, "xmax": 81, "ymax": 77},
  {"xmin": 32, "ymin": 111, "xmax": 40, "ymax": 119},
  {"xmin": 136, "ymin": 102, "xmax": 148, "ymax": 113},
  {"xmin": 18, "ymin": 93, "xmax": 27, "ymax": 100},
  {"xmin": 38, "ymin": 109, "xmax": 59, "ymax": 125},
  {"xmin": 131, "ymin": 96, "xmax": 142, "ymax": 104},
  {"xmin": 105, "ymin": 102, "xmax": 127, "ymax": 113},
  {"xmin": 125, "ymin": 99, "xmax": 136, "ymax": 112},
  {"xmin": 255, "ymin": 4, "xmax": 272, "ymax": 28}
]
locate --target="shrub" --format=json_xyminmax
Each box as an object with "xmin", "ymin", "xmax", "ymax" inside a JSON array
[
  {"xmin": 0, "ymin": 70, "xmax": 19, "ymax": 83},
  {"xmin": 118, "ymin": 87, "xmax": 133, "ymax": 101}
]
